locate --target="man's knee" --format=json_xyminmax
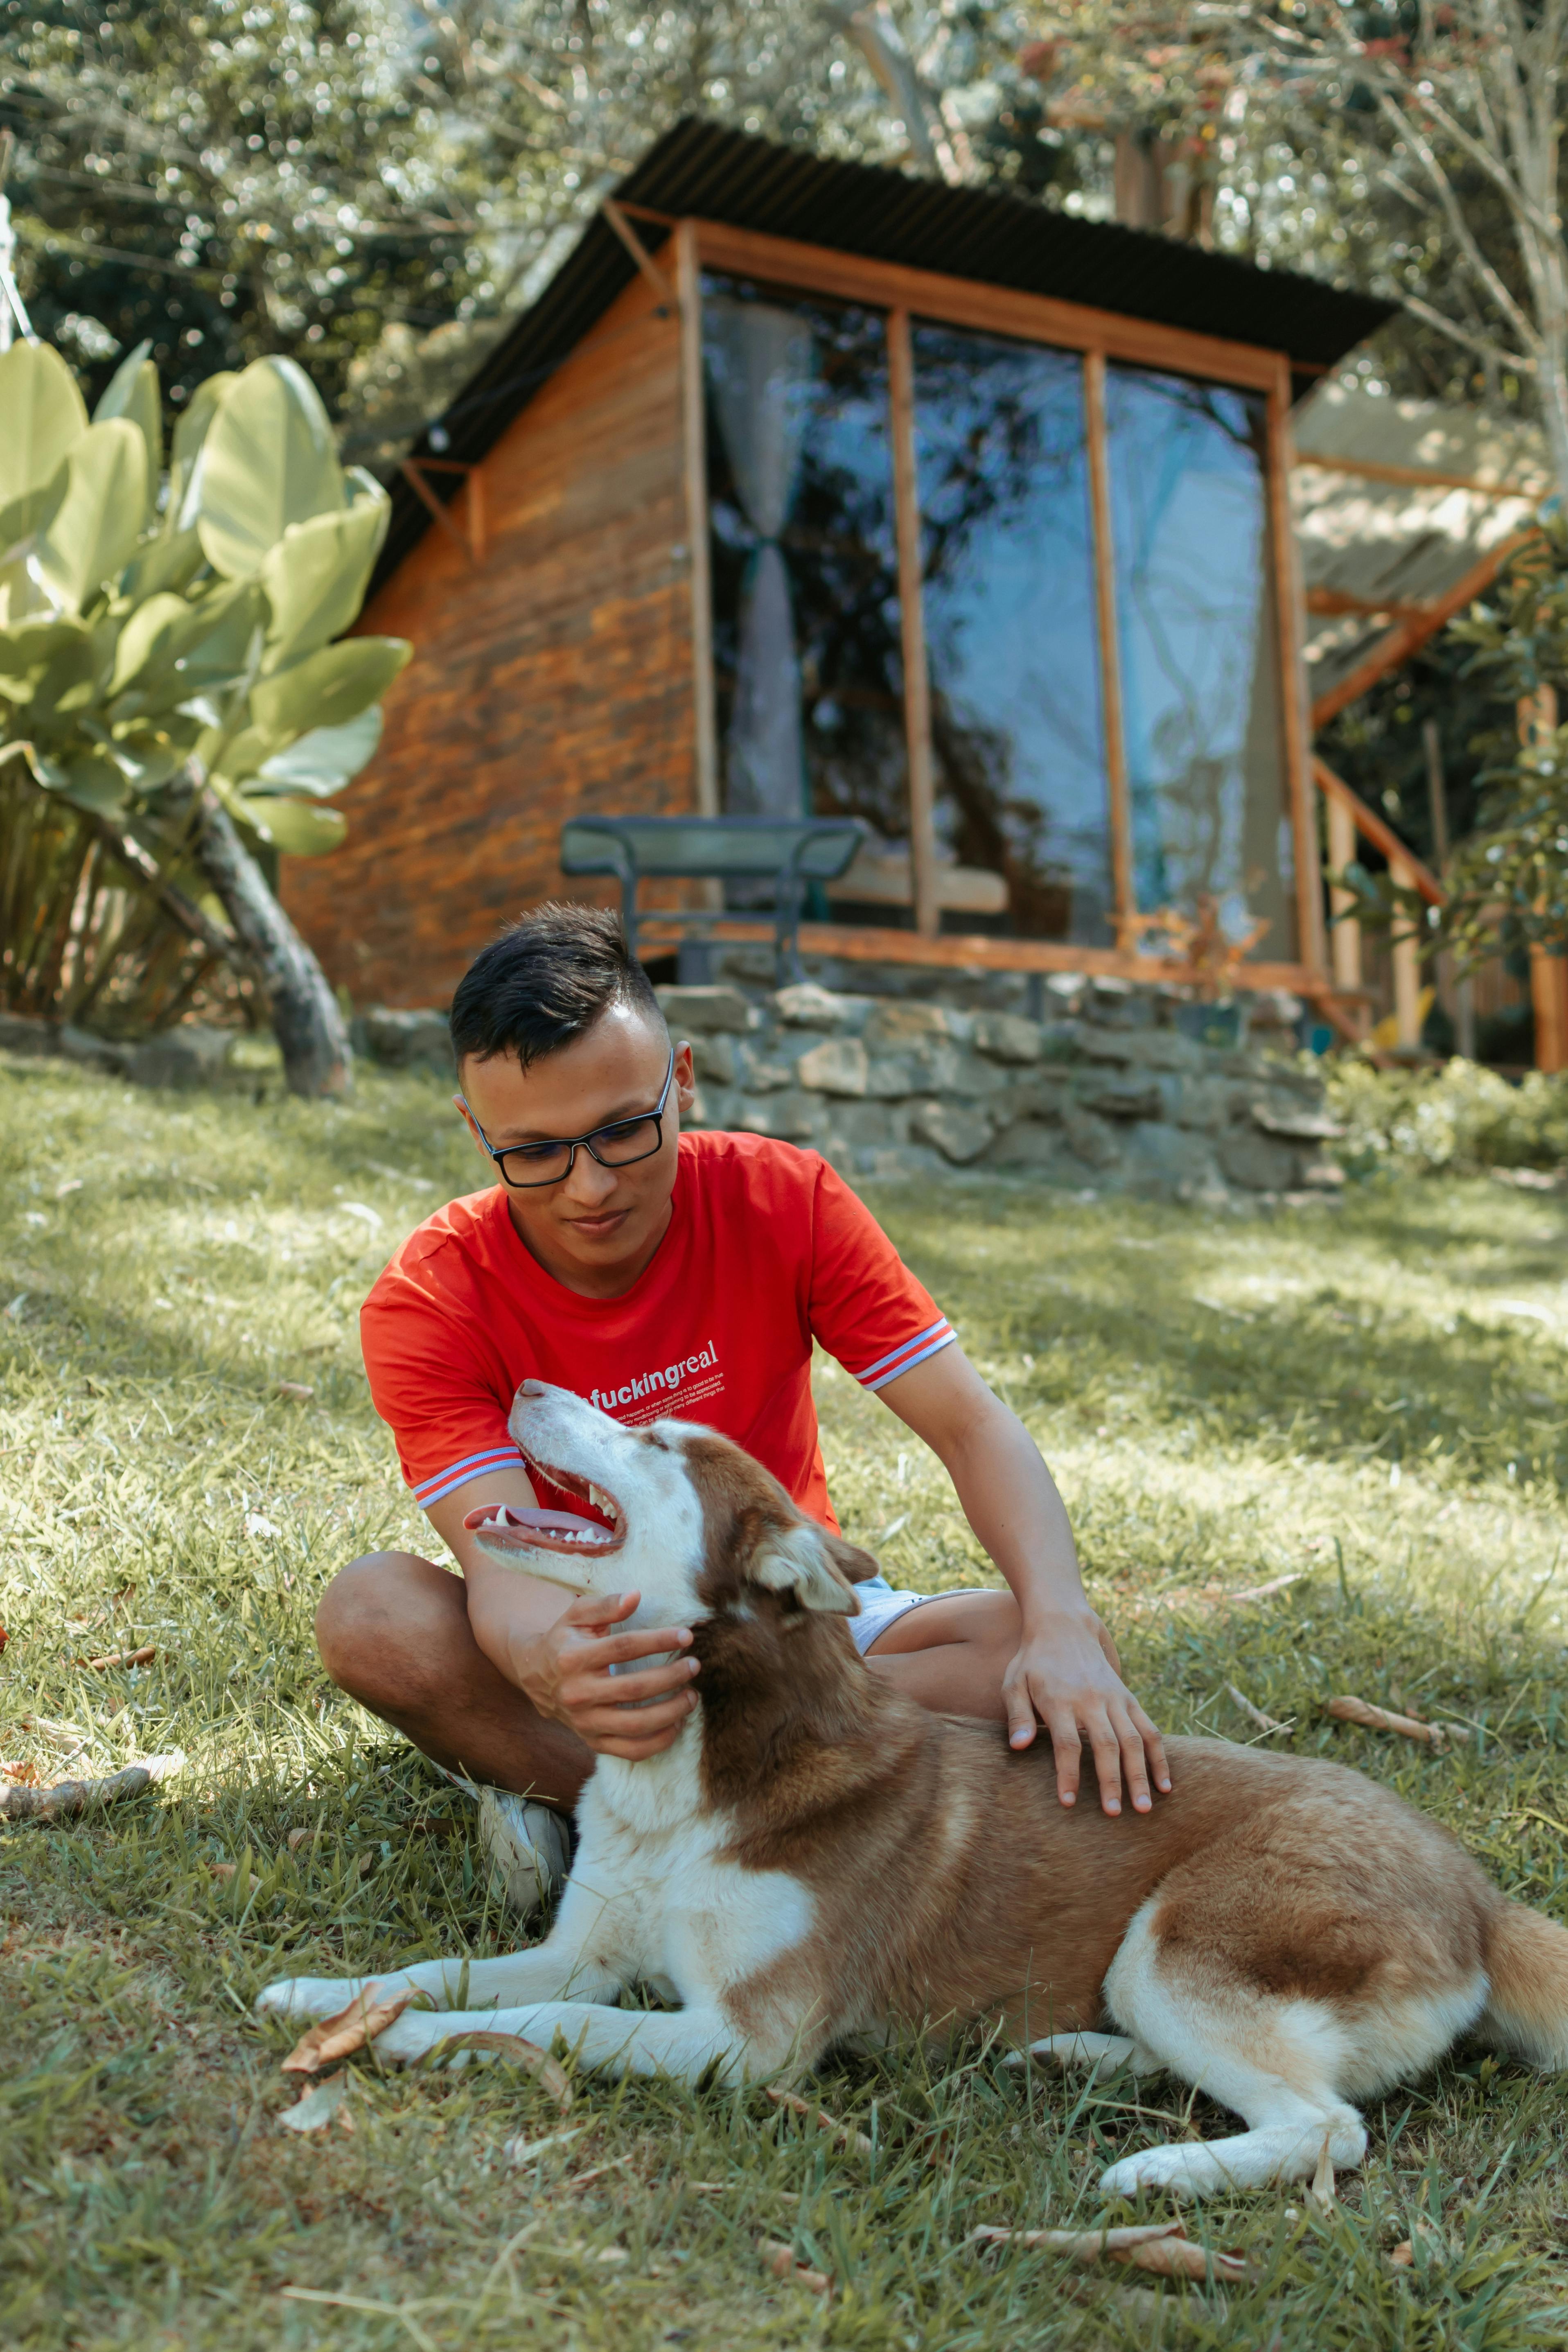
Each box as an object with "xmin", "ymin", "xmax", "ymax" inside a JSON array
[{"xmin": 315, "ymin": 1549, "xmax": 465, "ymax": 1704}]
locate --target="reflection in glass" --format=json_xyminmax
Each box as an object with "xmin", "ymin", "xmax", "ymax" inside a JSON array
[
  {"xmin": 1105, "ymin": 367, "xmax": 1295, "ymax": 960},
  {"xmin": 913, "ymin": 323, "xmax": 1111, "ymax": 942},
  {"xmin": 704, "ymin": 277, "xmax": 906, "ymax": 856}
]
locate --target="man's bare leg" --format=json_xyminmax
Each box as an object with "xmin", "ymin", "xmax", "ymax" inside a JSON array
[
  {"xmin": 862, "ymin": 1588, "xmax": 1020, "ymax": 1716},
  {"xmin": 314, "ymin": 1552, "xmax": 593, "ymax": 1809}
]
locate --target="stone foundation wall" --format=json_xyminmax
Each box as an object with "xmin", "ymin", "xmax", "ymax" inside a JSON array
[{"xmin": 657, "ymin": 975, "xmax": 1345, "ymax": 1205}]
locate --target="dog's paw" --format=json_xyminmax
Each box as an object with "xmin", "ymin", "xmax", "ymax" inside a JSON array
[
  {"xmin": 1100, "ymin": 2142, "xmax": 1225, "ymax": 2200},
  {"xmin": 255, "ymin": 1974, "xmax": 374, "ymax": 2022}
]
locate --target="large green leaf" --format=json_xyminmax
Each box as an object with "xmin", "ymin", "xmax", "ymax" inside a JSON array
[
  {"xmin": 168, "ymin": 371, "xmax": 237, "ymax": 528},
  {"xmin": 232, "ymin": 791, "xmax": 347, "ymax": 856},
  {"xmin": 251, "ymin": 706, "xmax": 382, "ymax": 797},
  {"xmin": 29, "ymin": 743, "xmax": 130, "ymax": 814},
  {"xmin": 0, "ymin": 341, "xmax": 88, "ymax": 507},
  {"xmin": 248, "ymin": 634, "xmax": 409, "ymax": 741},
  {"xmin": 0, "ymin": 615, "xmax": 94, "ymax": 704},
  {"xmin": 34, "ymin": 420, "xmax": 151, "ymax": 614},
  {"xmin": 121, "ymin": 524, "xmax": 208, "ymax": 604},
  {"xmin": 195, "ymin": 357, "xmax": 344, "ymax": 578},
  {"xmin": 0, "ymin": 483, "xmax": 56, "ymax": 564},
  {"xmin": 259, "ymin": 499, "xmax": 388, "ymax": 672},
  {"xmin": 108, "ymin": 591, "xmax": 201, "ymax": 696},
  {"xmin": 93, "ymin": 341, "xmax": 161, "ymax": 520}
]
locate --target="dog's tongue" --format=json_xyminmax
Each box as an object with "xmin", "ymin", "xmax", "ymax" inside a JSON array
[{"xmin": 463, "ymin": 1502, "xmax": 606, "ymax": 1542}]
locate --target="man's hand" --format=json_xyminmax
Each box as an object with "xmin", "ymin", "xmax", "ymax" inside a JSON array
[
  {"xmin": 512, "ymin": 1589, "xmax": 701, "ymax": 1761},
  {"xmin": 1003, "ymin": 1609, "xmax": 1170, "ymax": 1817}
]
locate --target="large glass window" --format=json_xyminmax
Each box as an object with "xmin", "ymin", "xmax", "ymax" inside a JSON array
[
  {"xmin": 912, "ymin": 325, "xmax": 1112, "ymax": 943},
  {"xmin": 1105, "ymin": 367, "xmax": 1296, "ymax": 960},
  {"xmin": 704, "ymin": 275, "xmax": 905, "ymax": 850}
]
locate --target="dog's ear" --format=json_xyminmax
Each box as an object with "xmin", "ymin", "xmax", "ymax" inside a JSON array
[
  {"xmin": 747, "ymin": 1519, "xmax": 859, "ymax": 1616},
  {"xmin": 823, "ymin": 1532, "xmax": 880, "ymax": 1585}
]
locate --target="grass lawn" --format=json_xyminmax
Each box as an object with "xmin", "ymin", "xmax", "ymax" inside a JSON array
[{"xmin": 2, "ymin": 1050, "xmax": 1567, "ymax": 2351}]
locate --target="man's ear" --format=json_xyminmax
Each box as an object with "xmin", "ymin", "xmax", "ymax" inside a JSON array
[{"xmin": 748, "ymin": 1520, "xmax": 859, "ymax": 1616}]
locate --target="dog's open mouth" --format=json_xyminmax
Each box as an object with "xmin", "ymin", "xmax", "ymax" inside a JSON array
[{"xmin": 463, "ymin": 1453, "xmax": 626, "ymax": 1559}]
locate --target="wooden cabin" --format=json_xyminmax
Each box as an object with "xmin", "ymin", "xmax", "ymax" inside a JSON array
[{"xmin": 284, "ymin": 120, "xmax": 1397, "ymax": 1014}]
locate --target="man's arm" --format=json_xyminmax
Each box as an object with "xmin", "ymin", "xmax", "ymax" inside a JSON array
[
  {"xmin": 423, "ymin": 1469, "xmax": 700, "ymax": 1762},
  {"xmin": 877, "ymin": 1345, "xmax": 1170, "ymax": 1816}
]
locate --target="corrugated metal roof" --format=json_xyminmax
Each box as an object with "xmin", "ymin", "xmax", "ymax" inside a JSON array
[
  {"xmin": 370, "ymin": 117, "xmax": 1394, "ymax": 592},
  {"xmin": 1293, "ymin": 383, "xmax": 1550, "ymax": 706}
]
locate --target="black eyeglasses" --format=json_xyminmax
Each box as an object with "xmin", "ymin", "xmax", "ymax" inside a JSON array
[{"xmin": 458, "ymin": 1049, "xmax": 677, "ymax": 1190}]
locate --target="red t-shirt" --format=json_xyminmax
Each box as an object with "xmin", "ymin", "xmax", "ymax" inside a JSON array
[{"xmin": 360, "ymin": 1131, "xmax": 954, "ymax": 1531}]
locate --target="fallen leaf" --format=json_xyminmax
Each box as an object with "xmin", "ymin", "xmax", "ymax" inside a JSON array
[
  {"xmin": 83, "ymin": 1644, "xmax": 157, "ymax": 1672},
  {"xmin": 593, "ymin": 2248, "xmax": 629, "ymax": 2266},
  {"xmin": 765, "ymin": 2085, "xmax": 873, "ymax": 2153},
  {"xmin": 286, "ymin": 1826, "xmax": 315, "ymax": 1851},
  {"xmin": 758, "ymin": 2237, "xmax": 831, "ymax": 2293},
  {"xmin": 969, "ymin": 2221, "xmax": 1246, "ymax": 2283},
  {"xmin": 433, "ymin": 2029, "xmax": 572, "ymax": 2110},
  {"xmin": 1390, "ymin": 2240, "xmax": 1414, "ymax": 2268},
  {"xmin": 282, "ymin": 1983, "xmax": 413, "ymax": 2074},
  {"xmin": 273, "ymin": 1381, "xmax": 316, "ymax": 1403},
  {"xmin": 278, "ymin": 2073, "xmax": 352, "ymax": 2134},
  {"xmin": 210, "ymin": 1861, "xmax": 261, "ymax": 1894}
]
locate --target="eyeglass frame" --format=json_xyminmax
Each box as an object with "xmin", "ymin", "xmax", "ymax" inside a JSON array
[{"xmin": 456, "ymin": 1046, "xmax": 679, "ymax": 1190}]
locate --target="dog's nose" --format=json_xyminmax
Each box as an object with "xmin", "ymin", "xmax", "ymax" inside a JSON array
[{"xmin": 520, "ymin": 1379, "xmax": 548, "ymax": 1398}]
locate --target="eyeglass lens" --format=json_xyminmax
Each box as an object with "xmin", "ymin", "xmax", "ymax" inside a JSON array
[{"xmin": 498, "ymin": 1113, "xmax": 663, "ymax": 1186}]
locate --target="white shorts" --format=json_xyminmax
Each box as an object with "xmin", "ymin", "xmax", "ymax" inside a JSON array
[{"xmin": 850, "ymin": 1573, "xmax": 945, "ymax": 1655}]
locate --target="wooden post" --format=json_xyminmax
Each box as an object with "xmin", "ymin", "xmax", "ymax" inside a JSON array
[
  {"xmin": 1423, "ymin": 716, "xmax": 1473, "ymax": 1058},
  {"xmin": 675, "ymin": 221, "xmax": 718, "ymax": 819},
  {"xmin": 1270, "ymin": 369, "xmax": 1326, "ymax": 977},
  {"xmin": 887, "ymin": 308, "xmax": 939, "ymax": 939},
  {"xmin": 1084, "ymin": 349, "xmax": 1133, "ymax": 940},
  {"xmin": 1520, "ymin": 684, "xmax": 1568, "ymax": 1071},
  {"xmin": 1326, "ymin": 788, "xmax": 1362, "ymax": 991},
  {"xmin": 1389, "ymin": 851, "xmax": 1424, "ymax": 1050}
]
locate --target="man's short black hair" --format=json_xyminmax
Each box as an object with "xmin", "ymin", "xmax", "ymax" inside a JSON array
[{"xmin": 449, "ymin": 903, "xmax": 663, "ymax": 1069}]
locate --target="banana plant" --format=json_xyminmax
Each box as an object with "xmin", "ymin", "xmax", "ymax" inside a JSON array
[{"xmin": 0, "ymin": 339, "xmax": 412, "ymax": 1095}]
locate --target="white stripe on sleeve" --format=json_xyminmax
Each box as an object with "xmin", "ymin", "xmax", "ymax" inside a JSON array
[
  {"xmin": 412, "ymin": 1445, "xmax": 526, "ymax": 1506},
  {"xmin": 850, "ymin": 1318, "xmax": 956, "ymax": 1392}
]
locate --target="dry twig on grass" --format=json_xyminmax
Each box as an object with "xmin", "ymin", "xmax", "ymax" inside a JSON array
[
  {"xmin": 1226, "ymin": 1682, "xmax": 1293, "ymax": 1735},
  {"xmin": 433, "ymin": 2029, "xmax": 573, "ymax": 2110},
  {"xmin": 765, "ymin": 2085, "xmax": 873, "ymax": 2153},
  {"xmin": 0, "ymin": 1749, "xmax": 184, "ymax": 1822},
  {"xmin": 81, "ymin": 1644, "xmax": 157, "ymax": 1672},
  {"xmin": 758, "ymin": 2237, "xmax": 832, "ymax": 2293},
  {"xmin": 970, "ymin": 2220, "xmax": 1247, "ymax": 2282},
  {"xmin": 1324, "ymin": 1694, "xmax": 1469, "ymax": 1749}
]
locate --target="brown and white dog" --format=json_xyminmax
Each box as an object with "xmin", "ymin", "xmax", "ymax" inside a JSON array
[{"xmin": 259, "ymin": 1381, "xmax": 1568, "ymax": 2198}]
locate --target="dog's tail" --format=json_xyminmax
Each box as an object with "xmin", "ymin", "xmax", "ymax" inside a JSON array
[{"xmin": 1481, "ymin": 1900, "xmax": 1568, "ymax": 2070}]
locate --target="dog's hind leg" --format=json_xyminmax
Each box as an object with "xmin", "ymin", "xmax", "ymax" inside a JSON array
[{"xmin": 1095, "ymin": 1902, "xmax": 1368, "ymax": 2200}]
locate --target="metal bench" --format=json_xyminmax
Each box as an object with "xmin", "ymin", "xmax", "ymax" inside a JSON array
[{"xmin": 559, "ymin": 814, "xmax": 866, "ymax": 984}]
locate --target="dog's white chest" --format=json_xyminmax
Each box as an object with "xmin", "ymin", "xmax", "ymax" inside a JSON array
[{"xmin": 570, "ymin": 1747, "xmax": 814, "ymax": 2007}]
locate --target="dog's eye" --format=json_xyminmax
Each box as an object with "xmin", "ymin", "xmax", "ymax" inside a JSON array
[{"xmin": 778, "ymin": 1586, "xmax": 803, "ymax": 1615}]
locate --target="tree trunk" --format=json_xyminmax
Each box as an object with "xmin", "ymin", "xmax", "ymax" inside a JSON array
[{"xmin": 191, "ymin": 783, "xmax": 353, "ymax": 1099}]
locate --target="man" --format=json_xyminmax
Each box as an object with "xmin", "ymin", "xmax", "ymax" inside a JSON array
[{"xmin": 320, "ymin": 906, "xmax": 1169, "ymax": 1916}]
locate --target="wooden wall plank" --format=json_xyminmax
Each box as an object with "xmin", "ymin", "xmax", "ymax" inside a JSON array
[
  {"xmin": 281, "ymin": 278, "xmax": 693, "ymax": 1007},
  {"xmin": 886, "ymin": 308, "xmax": 939, "ymax": 939}
]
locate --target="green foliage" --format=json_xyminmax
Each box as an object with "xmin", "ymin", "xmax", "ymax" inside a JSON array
[
  {"xmin": 0, "ymin": 336, "xmax": 407, "ymax": 858},
  {"xmin": 1327, "ymin": 1057, "xmax": 1568, "ymax": 1177},
  {"xmin": 2, "ymin": 1068, "xmax": 1567, "ymax": 2345}
]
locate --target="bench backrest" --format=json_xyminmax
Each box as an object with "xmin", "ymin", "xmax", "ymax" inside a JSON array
[{"xmin": 560, "ymin": 815, "xmax": 865, "ymax": 884}]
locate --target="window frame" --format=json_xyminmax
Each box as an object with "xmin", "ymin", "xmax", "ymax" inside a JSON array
[{"xmin": 668, "ymin": 212, "xmax": 1324, "ymax": 990}]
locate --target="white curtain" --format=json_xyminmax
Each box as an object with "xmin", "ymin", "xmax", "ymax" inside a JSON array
[{"xmin": 706, "ymin": 297, "xmax": 814, "ymax": 821}]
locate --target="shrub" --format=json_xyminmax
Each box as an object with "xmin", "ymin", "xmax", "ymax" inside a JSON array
[{"xmin": 1327, "ymin": 1056, "xmax": 1568, "ymax": 1176}]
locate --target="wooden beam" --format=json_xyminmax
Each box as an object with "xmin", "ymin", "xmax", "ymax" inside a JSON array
[
  {"xmin": 632, "ymin": 910, "xmax": 1323, "ymax": 995},
  {"xmin": 1313, "ymin": 756, "xmax": 1445, "ymax": 904},
  {"xmin": 1326, "ymin": 789, "xmax": 1362, "ymax": 992},
  {"xmin": 600, "ymin": 198, "xmax": 677, "ymax": 308},
  {"xmin": 1306, "ymin": 587, "xmax": 1440, "ymax": 622},
  {"xmin": 675, "ymin": 221, "xmax": 719, "ymax": 820},
  {"xmin": 691, "ymin": 219, "xmax": 1281, "ymax": 393},
  {"xmin": 1270, "ymin": 362, "xmax": 1325, "ymax": 978},
  {"xmin": 397, "ymin": 458, "xmax": 486, "ymax": 565},
  {"xmin": 1388, "ymin": 850, "xmax": 1424, "ymax": 1049},
  {"xmin": 886, "ymin": 308, "xmax": 939, "ymax": 939},
  {"xmin": 1309, "ymin": 526, "xmax": 1538, "ymax": 726},
  {"xmin": 1083, "ymin": 349, "xmax": 1133, "ymax": 942},
  {"xmin": 1291, "ymin": 451, "xmax": 1547, "ymax": 500}
]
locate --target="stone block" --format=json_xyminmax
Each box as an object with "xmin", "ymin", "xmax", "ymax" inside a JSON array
[
  {"xmin": 773, "ymin": 982, "xmax": 849, "ymax": 1028},
  {"xmin": 1250, "ymin": 1096, "xmax": 1345, "ymax": 1142},
  {"xmin": 1173, "ymin": 1076, "xmax": 1236, "ymax": 1133},
  {"xmin": 1076, "ymin": 1075, "xmax": 1164, "ymax": 1121},
  {"xmin": 824, "ymin": 1100, "xmax": 895, "ymax": 1147},
  {"xmin": 735, "ymin": 1042, "xmax": 795, "ymax": 1092},
  {"xmin": 1121, "ymin": 1122, "xmax": 1224, "ymax": 1195},
  {"xmin": 1084, "ymin": 977, "xmax": 1152, "ymax": 1028},
  {"xmin": 796, "ymin": 1037, "xmax": 869, "ymax": 1097},
  {"xmin": 127, "ymin": 1026, "xmax": 237, "ymax": 1090},
  {"xmin": 363, "ymin": 1007, "xmax": 453, "ymax": 1071},
  {"xmin": 735, "ymin": 1088, "xmax": 819, "ymax": 1141},
  {"xmin": 0, "ymin": 1013, "xmax": 59, "ymax": 1059},
  {"xmin": 1078, "ymin": 1028, "xmax": 1138, "ymax": 1065},
  {"xmin": 863, "ymin": 1000, "xmax": 952, "ymax": 1049},
  {"xmin": 970, "ymin": 1011, "xmax": 1043, "ymax": 1064},
  {"xmin": 911, "ymin": 1100, "xmax": 995, "ymax": 1164},
  {"xmin": 59, "ymin": 1026, "xmax": 133, "ymax": 1076},
  {"xmin": 1123, "ymin": 1028, "xmax": 1205, "ymax": 1073},
  {"xmin": 1004, "ymin": 1072, "xmax": 1069, "ymax": 1122},
  {"xmin": 690, "ymin": 1033, "xmax": 736, "ymax": 1085},
  {"xmin": 988, "ymin": 1120, "xmax": 1074, "ymax": 1172},
  {"xmin": 1063, "ymin": 1106, "xmax": 1122, "ymax": 1170},
  {"xmin": 864, "ymin": 1054, "xmax": 921, "ymax": 1100},
  {"xmin": 1217, "ymin": 1129, "xmax": 1300, "ymax": 1192},
  {"xmin": 654, "ymin": 984, "xmax": 751, "ymax": 1035},
  {"xmin": 1037, "ymin": 1020, "xmax": 1086, "ymax": 1062}
]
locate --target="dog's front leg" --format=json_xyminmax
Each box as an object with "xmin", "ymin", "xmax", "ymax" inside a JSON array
[
  {"xmin": 375, "ymin": 2000, "xmax": 756, "ymax": 2086},
  {"xmin": 256, "ymin": 1910, "xmax": 623, "ymax": 2027}
]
